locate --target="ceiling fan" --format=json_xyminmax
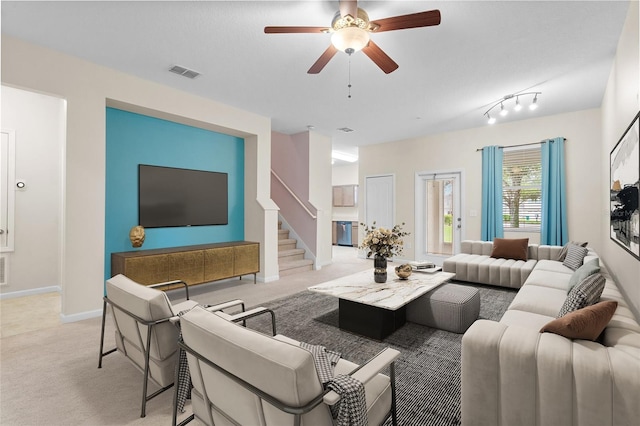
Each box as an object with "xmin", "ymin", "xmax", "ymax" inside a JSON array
[{"xmin": 264, "ymin": 0, "xmax": 441, "ymax": 74}]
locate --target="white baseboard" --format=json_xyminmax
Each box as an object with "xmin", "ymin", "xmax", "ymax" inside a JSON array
[
  {"xmin": 60, "ymin": 309, "xmax": 102, "ymax": 324},
  {"xmin": 0, "ymin": 285, "xmax": 61, "ymax": 300},
  {"xmin": 261, "ymin": 274, "xmax": 280, "ymax": 283},
  {"xmin": 316, "ymin": 259, "xmax": 333, "ymax": 269}
]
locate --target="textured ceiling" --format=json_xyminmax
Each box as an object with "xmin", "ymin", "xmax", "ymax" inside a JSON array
[{"xmin": 1, "ymin": 1, "xmax": 631, "ymax": 154}]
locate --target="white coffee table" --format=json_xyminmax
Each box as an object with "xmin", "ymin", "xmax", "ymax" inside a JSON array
[{"xmin": 309, "ymin": 266, "xmax": 454, "ymax": 339}]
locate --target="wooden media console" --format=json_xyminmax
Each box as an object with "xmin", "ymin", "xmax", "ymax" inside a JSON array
[{"xmin": 111, "ymin": 241, "xmax": 260, "ymax": 286}]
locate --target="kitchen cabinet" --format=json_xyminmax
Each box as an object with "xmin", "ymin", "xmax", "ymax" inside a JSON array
[{"xmin": 332, "ymin": 185, "xmax": 358, "ymax": 207}]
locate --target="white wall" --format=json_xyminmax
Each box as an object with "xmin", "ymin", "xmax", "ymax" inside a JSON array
[
  {"xmin": 309, "ymin": 131, "xmax": 333, "ymax": 267},
  {"xmin": 332, "ymin": 163, "xmax": 359, "ymax": 186},
  {"xmin": 601, "ymin": 1, "xmax": 640, "ymax": 318},
  {"xmin": 359, "ymin": 108, "xmax": 603, "ymax": 260},
  {"xmin": 1, "ymin": 86, "xmax": 64, "ymax": 294},
  {"xmin": 2, "ymin": 36, "xmax": 277, "ymax": 320}
]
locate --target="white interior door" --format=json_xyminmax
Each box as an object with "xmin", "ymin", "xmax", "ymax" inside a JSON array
[
  {"xmin": 364, "ymin": 174, "xmax": 394, "ymax": 229},
  {"xmin": 415, "ymin": 171, "xmax": 463, "ymax": 264}
]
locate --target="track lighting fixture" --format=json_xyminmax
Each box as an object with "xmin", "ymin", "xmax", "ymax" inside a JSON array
[
  {"xmin": 514, "ymin": 96, "xmax": 522, "ymax": 111},
  {"xmin": 483, "ymin": 92, "xmax": 541, "ymax": 125}
]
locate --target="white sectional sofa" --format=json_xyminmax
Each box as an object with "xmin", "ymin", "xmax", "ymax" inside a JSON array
[
  {"xmin": 443, "ymin": 240, "xmax": 538, "ymax": 288},
  {"xmin": 449, "ymin": 241, "xmax": 640, "ymax": 425}
]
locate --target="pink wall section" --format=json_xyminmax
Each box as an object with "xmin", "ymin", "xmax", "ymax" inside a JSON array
[
  {"xmin": 272, "ymin": 131, "xmax": 310, "ymax": 200},
  {"xmin": 271, "ymin": 131, "xmax": 318, "ymax": 255}
]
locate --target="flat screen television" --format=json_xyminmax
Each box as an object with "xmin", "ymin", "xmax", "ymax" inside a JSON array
[{"xmin": 138, "ymin": 164, "xmax": 228, "ymax": 228}]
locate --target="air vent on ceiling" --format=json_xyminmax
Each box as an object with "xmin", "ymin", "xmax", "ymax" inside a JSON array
[
  {"xmin": 169, "ymin": 65, "xmax": 201, "ymax": 79},
  {"xmin": 338, "ymin": 127, "xmax": 354, "ymax": 133}
]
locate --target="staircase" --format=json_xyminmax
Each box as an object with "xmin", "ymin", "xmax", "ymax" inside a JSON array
[{"xmin": 278, "ymin": 221, "xmax": 314, "ymax": 276}]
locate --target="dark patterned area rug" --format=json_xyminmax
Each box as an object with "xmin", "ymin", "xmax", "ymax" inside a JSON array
[{"xmin": 244, "ymin": 282, "xmax": 517, "ymax": 426}]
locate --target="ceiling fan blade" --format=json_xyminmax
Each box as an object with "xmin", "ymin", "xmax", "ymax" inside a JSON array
[
  {"xmin": 339, "ymin": 0, "xmax": 358, "ymax": 18},
  {"xmin": 264, "ymin": 26, "xmax": 327, "ymax": 34},
  {"xmin": 372, "ymin": 9, "xmax": 441, "ymax": 32},
  {"xmin": 361, "ymin": 41, "xmax": 399, "ymax": 74},
  {"xmin": 308, "ymin": 45, "xmax": 338, "ymax": 74}
]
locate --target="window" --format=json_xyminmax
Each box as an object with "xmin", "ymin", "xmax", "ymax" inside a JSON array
[{"xmin": 503, "ymin": 146, "xmax": 541, "ymax": 231}]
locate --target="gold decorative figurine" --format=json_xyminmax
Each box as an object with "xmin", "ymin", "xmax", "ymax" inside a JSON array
[
  {"xmin": 129, "ymin": 225, "xmax": 145, "ymax": 248},
  {"xmin": 395, "ymin": 263, "xmax": 413, "ymax": 280}
]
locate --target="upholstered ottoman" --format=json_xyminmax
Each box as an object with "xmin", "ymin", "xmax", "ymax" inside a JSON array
[{"xmin": 406, "ymin": 283, "xmax": 480, "ymax": 333}]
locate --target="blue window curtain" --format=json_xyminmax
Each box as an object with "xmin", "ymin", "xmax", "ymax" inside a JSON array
[
  {"xmin": 541, "ymin": 137, "xmax": 568, "ymax": 245},
  {"xmin": 481, "ymin": 146, "xmax": 504, "ymax": 241}
]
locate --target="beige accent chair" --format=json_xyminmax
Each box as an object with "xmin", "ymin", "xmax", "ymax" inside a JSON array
[
  {"xmin": 175, "ymin": 305, "xmax": 401, "ymax": 426},
  {"xmin": 98, "ymin": 274, "xmax": 258, "ymax": 418}
]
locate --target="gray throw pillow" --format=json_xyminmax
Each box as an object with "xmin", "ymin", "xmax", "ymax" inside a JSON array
[
  {"xmin": 558, "ymin": 273, "xmax": 606, "ymax": 318},
  {"xmin": 567, "ymin": 258, "xmax": 600, "ymax": 294},
  {"xmin": 562, "ymin": 244, "xmax": 589, "ymax": 271},
  {"xmin": 556, "ymin": 241, "xmax": 588, "ymax": 261}
]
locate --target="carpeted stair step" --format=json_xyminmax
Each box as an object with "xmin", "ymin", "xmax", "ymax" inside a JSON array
[
  {"xmin": 279, "ymin": 258, "xmax": 314, "ymax": 276},
  {"xmin": 278, "ymin": 248, "xmax": 305, "ymax": 262},
  {"xmin": 278, "ymin": 229, "xmax": 290, "ymax": 240},
  {"xmin": 278, "ymin": 238, "xmax": 297, "ymax": 251}
]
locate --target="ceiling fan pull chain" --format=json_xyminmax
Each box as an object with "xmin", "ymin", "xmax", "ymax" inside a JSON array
[
  {"xmin": 346, "ymin": 47, "xmax": 354, "ymax": 99},
  {"xmin": 348, "ymin": 58, "xmax": 352, "ymax": 99}
]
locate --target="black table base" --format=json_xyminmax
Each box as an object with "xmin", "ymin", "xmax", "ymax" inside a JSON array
[{"xmin": 338, "ymin": 298, "xmax": 407, "ymax": 340}]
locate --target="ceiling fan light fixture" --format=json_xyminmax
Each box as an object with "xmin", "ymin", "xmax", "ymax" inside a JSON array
[
  {"xmin": 331, "ymin": 26, "xmax": 370, "ymax": 52},
  {"xmin": 265, "ymin": 6, "xmax": 441, "ymax": 74}
]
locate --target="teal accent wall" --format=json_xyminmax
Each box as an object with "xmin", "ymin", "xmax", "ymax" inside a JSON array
[{"xmin": 105, "ymin": 108, "xmax": 244, "ymax": 281}]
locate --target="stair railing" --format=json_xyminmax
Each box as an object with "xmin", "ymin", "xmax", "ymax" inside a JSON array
[{"xmin": 271, "ymin": 170, "xmax": 317, "ymax": 219}]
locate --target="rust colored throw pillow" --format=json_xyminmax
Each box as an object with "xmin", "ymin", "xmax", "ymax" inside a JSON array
[
  {"xmin": 540, "ymin": 300, "xmax": 618, "ymax": 341},
  {"xmin": 491, "ymin": 238, "xmax": 529, "ymax": 261}
]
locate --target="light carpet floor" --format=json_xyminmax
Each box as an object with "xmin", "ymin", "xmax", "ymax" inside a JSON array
[
  {"xmin": 0, "ymin": 292, "xmax": 61, "ymax": 338},
  {"xmin": 0, "ymin": 247, "xmax": 374, "ymax": 426},
  {"xmin": 0, "ymin": 249, "xmax": 512, "ymax": 426}
]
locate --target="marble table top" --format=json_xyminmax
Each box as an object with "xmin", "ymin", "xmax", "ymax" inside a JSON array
[{"xmin": 308, "ymin": 266, "xmax": 455, "ymax": 310}]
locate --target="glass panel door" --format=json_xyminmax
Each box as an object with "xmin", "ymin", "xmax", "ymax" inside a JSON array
[
  {"xmin": 426, "ymin": 177, "xmax": 455, "ymax": 255},
  {"xmin": 415, "ymin": 171, "xmax": 462, "ymax": 263}
]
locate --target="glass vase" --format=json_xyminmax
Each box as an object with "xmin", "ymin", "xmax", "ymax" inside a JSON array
[{"xmin": 374, "ymin": 255, "xmax": 387, "ymax": 283}]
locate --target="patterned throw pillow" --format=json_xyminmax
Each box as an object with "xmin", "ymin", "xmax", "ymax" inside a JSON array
[
  {"xmin": 567, "ymin": 258, "xmax": 600, "ymax": 294},
  {"xmin": 562, "ymin": 244, "xmax": 589, "ymax": 271},
  {"xmin": 556, "ymin": 241, "xmax": 588, "ymax": 261},
  {"xmin": 558, "ymin": 273, "xmax": 606, "ymax": 318}
]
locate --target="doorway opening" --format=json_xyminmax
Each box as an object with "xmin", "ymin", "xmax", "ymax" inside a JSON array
[{"xmin": 415, "ymin": 171, "xmax": 463, "ymax": 264}]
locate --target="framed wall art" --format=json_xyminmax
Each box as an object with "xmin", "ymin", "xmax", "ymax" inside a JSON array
[{"xmin": 609, "ymin": 111, "xmax": 640, "ymax": 260}]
